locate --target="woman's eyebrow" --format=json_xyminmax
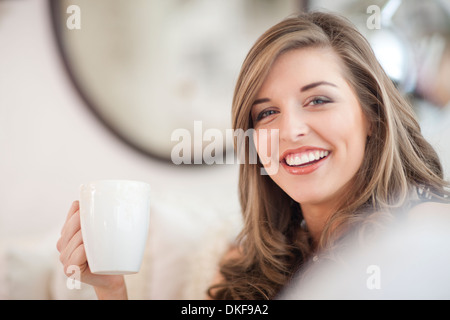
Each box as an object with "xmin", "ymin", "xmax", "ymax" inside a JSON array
[
  {"xmin": 252, "ymin": 98, "xmax": 271, "ymax": 106},
  {"xmin": 252, "ymin": 81, "xmax": 337, "ymax": 106},
  {"xmin": 300, "ymin": 81, "xmax": 337, "ymax": 92}
]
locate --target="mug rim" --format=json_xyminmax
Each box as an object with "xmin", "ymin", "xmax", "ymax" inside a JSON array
[{"xmin": 80, "ymin": 179, "xmax": 151, "ymax": 189}]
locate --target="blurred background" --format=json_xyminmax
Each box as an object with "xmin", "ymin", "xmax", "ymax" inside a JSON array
[{"xmin": 0, "ymin": 0, "xmax": 449, "ymax": 299}]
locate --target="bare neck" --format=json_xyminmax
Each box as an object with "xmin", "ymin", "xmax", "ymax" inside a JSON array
[{"xmin": 300, "ymin": 202, "xmax": 337, "ymax": 248}]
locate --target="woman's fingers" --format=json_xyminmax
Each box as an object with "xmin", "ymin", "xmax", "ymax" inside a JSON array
[
  {"xmin": 65, "ymin": 200, "xmax": 79, "ymax": 224},
  {"xmin": 57, "ymin": 201, "xmax": 89, "ymax": 276},
  {"xmin": 59, "ymin": 229, "xmax": 84, "ymax": 267},
  {"xmin": 69, "ymin": 242, "xmax": 87, "ymax": 267},
  {"xmin": 64, "ymin": 243, "xmax": 88, "ymax": 277},
  {"xmin": 57, "ymin": 207, "xmax": 81, "ymax": 253}
]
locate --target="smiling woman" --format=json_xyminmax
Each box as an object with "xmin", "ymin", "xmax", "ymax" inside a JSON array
[
  {"xmin": 251, "ymin": 47, "xmax": 371, "ymax": 225},
  {"xmin": 207, "ymin": 11, "xmax": 450, "ymax": 300}
]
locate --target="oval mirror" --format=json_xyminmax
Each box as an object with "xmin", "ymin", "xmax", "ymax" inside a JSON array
[{"xmin": 49, "ymin": 0, "xmax": 303, "ymax": 163}]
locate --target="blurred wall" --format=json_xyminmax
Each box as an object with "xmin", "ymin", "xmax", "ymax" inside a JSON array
[{"xmin": 0, "ymin": 0, "xmax": 240, "ymax": 241}]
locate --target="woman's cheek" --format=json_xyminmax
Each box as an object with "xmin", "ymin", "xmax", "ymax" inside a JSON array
[{"xmin": 254, "ymin": 128, "xmax": 281, "ymax": 175}]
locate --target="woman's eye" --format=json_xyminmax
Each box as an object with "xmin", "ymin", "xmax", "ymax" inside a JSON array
[
  {"xmin": 256, "ymin": 109, "xmax": 277, "ymax": 121},
  {"xmin": 307, "ymin": 97, "xmax": 331, "ymax": 106}
]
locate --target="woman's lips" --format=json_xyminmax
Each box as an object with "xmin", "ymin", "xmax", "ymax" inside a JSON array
[
  {"xmin": 285, "ymin": 150, "xmax": 329, "ymax": 166},
  {"xmin": 280, "ymin": 147, "xmax": 330, "ymax": 175}
]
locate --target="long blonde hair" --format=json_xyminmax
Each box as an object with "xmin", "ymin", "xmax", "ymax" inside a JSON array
[{"xmin": 209, "ymin": 11, "xmax": 449, "ymax": 300}]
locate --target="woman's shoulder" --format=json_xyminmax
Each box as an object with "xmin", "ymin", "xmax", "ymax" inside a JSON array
[
  {"xmin": 407, "ymin": 201, "xmax": 450, "ymax": 224},
  {"xmin": 408, "ymin": 200, "xmax": 450, "ymax": 215}
]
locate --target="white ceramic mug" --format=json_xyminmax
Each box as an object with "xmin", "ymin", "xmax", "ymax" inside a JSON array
[{"xmin": 79, "ymin": 180, "xmax": 151, "ymax": 275}]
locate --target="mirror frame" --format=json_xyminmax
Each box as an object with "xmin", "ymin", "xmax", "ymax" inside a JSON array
[{"xmin": 48, "ymin": 0, "xmax": 177, "ymax": 163}]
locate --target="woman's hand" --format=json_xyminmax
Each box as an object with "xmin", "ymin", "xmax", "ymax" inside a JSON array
[{"xmin": 56, "ymin": 200, "xmax": 128, "ymax": 299}]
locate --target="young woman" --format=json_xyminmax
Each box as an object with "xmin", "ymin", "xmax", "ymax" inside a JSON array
[
  {"xmin": 57, "ymin": 11, "xmax": 450, "ymax": 300},
  {"xmin": 207, "ymin": 11, "xmax": 450, "ymax": 299}
]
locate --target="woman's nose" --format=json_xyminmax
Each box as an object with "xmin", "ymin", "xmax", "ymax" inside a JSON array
[{"xmin": 279, "ymin": 109, "xmax": 309, "ymax": 143}]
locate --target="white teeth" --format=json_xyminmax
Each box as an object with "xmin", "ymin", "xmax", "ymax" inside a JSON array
[
  {"xmin": 301, "ymin": 154, "xmax": 309, "ymax": 164},
  {"xmin": 285, "ymin": 150, "xmax": 329, "ymax": 166}
]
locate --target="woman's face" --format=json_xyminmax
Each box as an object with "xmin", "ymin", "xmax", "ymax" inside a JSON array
[{"xmin": 251, "ymin": 47, "xmax": 370, "ymax": 210}]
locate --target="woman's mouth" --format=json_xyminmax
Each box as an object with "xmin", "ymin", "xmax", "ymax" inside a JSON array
[
  {"xmin": 284, "ymin": 150, "xmax": 329, "ymax": 167},
  {"xmin": 281, "ymin": 148, "xmax": 330, "ymax": 175}
]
